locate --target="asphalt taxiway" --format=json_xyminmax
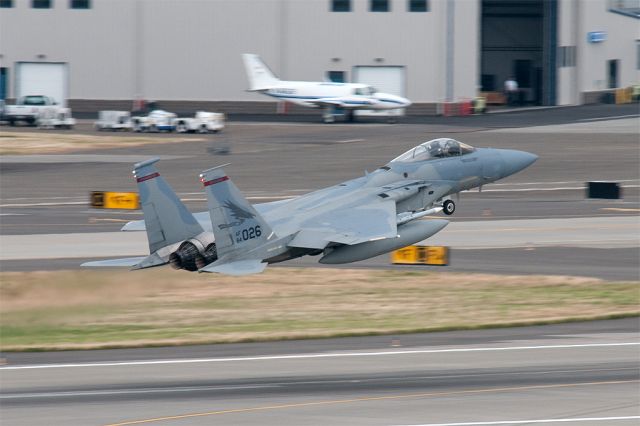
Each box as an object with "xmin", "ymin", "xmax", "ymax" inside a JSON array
[{"xmin": 1, "ymin": 318, "xmax": 638, "ymax": 426}]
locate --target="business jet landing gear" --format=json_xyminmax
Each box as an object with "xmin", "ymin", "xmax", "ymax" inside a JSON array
[
  {"xmin": 442, "ymin": 199, "xmax": 455, "ymax": 215},
  {"xmin": 322, "ymin": 108, "xmax": 335, "ymax": 124},
  {"xmin": 346, "ymin": 110, "xmax": 355, "ymax": 122}
]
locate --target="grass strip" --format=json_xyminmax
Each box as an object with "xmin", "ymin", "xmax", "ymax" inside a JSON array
[
  {"xmin": 1, "ymin": 268, "xmax": 638, "ymax": 351},
  {"xmin": 0, "ymin": 132, "xmax": 205, "ymax": 155}
]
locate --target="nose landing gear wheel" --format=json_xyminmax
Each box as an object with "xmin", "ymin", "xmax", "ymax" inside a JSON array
[{"xmin": 443, "ymin": 199, "xmax": 455, "ymax": 215}]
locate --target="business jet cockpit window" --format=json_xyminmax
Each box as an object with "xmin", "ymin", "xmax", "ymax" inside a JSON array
[
  {"xmin": 390, "ymin": 138, "xmax": 475, "ymax": 163},
  {"xmin": 354, "ymin": 86, "xmax": 376, "ymax": 96}
]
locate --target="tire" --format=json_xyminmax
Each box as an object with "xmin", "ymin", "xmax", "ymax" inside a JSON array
[
  {"xmin": 176, "ymin": 122, "xmax": 188, "ymax": 133},
  {"xmin": 443, "ymin": 199, "xmax": 455, "ymax": 215},
  {"xmin": 198, "ymin": 124, "xmax": 208, "ymax": 134}
]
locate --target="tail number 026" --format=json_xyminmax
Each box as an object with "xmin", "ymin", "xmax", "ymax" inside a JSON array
[{"xmin": 237, "ymin": 226, "xmax": 262, "ymax": 242}]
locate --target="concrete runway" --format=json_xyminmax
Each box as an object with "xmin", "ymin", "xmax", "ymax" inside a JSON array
[{"xmin": 1, "ymin": 318, "xmax": 638, "ymax": 426}]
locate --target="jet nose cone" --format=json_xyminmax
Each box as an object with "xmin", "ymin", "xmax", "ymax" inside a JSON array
[
  {"xmin": 500, "ymin": 149, "xmax": 538, "ymax": 177},
  {"xmin": 376, "ymin": 93, "xmax": 412, "ymax": 107}
]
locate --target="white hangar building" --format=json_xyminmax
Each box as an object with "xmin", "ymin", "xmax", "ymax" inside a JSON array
[{"xmin": 0, "ymin": 0, "xmax": 638, "ymax": 114}]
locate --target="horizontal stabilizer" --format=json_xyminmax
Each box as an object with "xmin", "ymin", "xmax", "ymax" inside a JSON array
[
  {"xmin": 199, "ymin": 259, "xmax": 267, "ymax": 276},
  {"xmin": 121, "ymin": 220, "xmax": 146, "ymax": 231},
  {"xmin": 82, "ymin": 253, "xmax": 168, "ymax": 269},
  {"xmin": 81, "ymin": 257, "xmax": 147, "ymax": 268}
]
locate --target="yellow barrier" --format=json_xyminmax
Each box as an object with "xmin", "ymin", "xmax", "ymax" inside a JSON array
[
  {"xmin": 615, "ymin": 87, "xmax": 632, "ymax": 104},
  {"xmin": 391, "ymin": 245, "xmax": 449, "ymax": 266},
  {"xmin": 90, "ymin": 191, "xmax": 139, "ymax": 210}
]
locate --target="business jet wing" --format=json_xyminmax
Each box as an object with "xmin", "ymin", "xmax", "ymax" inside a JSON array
[{"xmin": 308, "ymin": 97, "xmax": 376, "ymax": 109}]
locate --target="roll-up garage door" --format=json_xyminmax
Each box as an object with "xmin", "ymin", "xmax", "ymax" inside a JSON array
[{"xmin": 16, "ymin": 62, "xmax": 68, "ymax": 106}]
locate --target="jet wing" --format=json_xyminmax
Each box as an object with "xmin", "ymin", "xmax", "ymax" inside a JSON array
[{"xmin": 288, "ymin": 200, "xmax": 397, "ymax": 249}]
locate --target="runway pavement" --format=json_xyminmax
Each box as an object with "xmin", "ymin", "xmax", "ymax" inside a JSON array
[{"xmin": 1, "ymin": 318, "xmax": 638, "ymax": 426}]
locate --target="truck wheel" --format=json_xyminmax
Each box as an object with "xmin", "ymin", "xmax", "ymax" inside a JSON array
[
  {"xmin": 8, "ymin": 119, "xmax": 15, "ymax": 126},
  {"xmin": 176, "ymin": 122, "xmax": 187, "ymax": 133},
  {"xmin": 198, "ymin": 124, "xmax": 208, "ymax": 134}
]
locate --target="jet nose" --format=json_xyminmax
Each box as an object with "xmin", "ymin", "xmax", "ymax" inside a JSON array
[
  {"xmin": 500, "ymin": 149, "xmax": 538, "ymax": 177},
  {"xmin": 401, "ymin": 96, "xmax": 412, "ymax": 107},
  {"xmin": 376, "ymin": 93, "xmax": 412, "ymax": 107}
]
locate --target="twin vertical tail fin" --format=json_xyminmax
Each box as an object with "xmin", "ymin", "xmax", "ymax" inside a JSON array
[
  {"xmin": 134, "ymin": 158, "xmax": 204, "ymax": 255},
  {"xmin": 82, "ymin": 159, "xmax": 206, "ymax": 270},
  {"xmin": 242, "ymin": 53, "xmax": 279, "ymax": 91},
  {"xmin": 199, "ymin": 165, "xmax": 273, "ymax": 262}
]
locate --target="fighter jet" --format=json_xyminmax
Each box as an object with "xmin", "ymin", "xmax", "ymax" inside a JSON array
[
  {"xmin": 82, "ymin": 138, "xmax": 537, "ymax": 275},
  {"xmin": 242, "ymin": 54, "xmax": 411, "ymax": 123}
]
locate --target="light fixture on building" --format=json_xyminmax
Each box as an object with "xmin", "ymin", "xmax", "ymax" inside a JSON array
[
  {"xmin": 331, "ymin": 57, "xmax": 341, "ymax": 62},
  {"xmin": 374, "ymin": 57, "xmax": 384, "ymax": 63},
  {"xmin": 36, "ymin": 54, "xmax": 46, "ymax": 60}
]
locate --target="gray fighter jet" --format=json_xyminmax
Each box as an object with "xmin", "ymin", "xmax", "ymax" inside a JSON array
[{"xmin": 82, "ymin": 138, "xmax": 537, "ymax": 275}]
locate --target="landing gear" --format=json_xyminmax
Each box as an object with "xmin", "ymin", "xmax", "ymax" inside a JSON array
[
  {"xmin": 322, "ymin": 108, "xmax": 335, "ymax": 123},
  {"xmin": 346, "ymin": 110, "xmax": 355, "ymax": 122},
  {"xmin": 442, "ymin": 199, "xmax": 455, "ymax": 215}
]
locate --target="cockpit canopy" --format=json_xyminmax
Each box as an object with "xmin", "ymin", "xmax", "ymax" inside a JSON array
[
  {"xmin": 390, "ymin": 138, "xmax": 475, "ymax": 163},
  {"xmin": 353, "ymin": 86, "xmax": 376, "ymax": 96}
]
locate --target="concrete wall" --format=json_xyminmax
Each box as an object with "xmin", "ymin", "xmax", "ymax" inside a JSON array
[
  {"xmin": 556, "ymin": 0, "xmax": 640, "ymax": 104},
  {"xmin": 1, "ymin": 0, "xmax": 637, "ymax": 110},
  {"xmin": 0, "ymin": 0, "xmax": 479, "ymax": 108}
]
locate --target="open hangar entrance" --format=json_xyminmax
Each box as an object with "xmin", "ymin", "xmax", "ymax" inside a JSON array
[{"xmin": 480, "ymin": 0, "xmax": 557, "ymax": 106}]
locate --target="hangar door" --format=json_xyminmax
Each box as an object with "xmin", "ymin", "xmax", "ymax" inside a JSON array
[
  {"xmin": 353, "ymin": 66, "xmax": 406, "ymax": 117},
  {"xmin": 16, "ymin": 62, "xmax": 68, "ymax": 106}
]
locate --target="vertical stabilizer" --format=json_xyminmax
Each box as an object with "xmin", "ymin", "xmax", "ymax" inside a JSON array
[
  {"xmin": 134, "ymin": 158, "xmax": 204, "ymax": 253},
  {"xmin": 200, "ymin": 165, "xmax": 273, "ymax": 259},
  {"xmin": 242, "ymin": 53, "xmax": 279, "ymax": 91}
]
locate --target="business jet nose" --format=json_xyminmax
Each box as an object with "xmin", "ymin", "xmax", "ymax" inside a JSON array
[
  {"xmin": 499, "ymin": 149, "xmax": 538, "ymax": 177},
  {"xmin": 375, "ymin": 93, "xmax": 412, "ymax": 108}
]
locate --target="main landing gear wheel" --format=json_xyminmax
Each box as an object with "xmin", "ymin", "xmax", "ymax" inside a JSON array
[{"xmin": 443, "ymin": 199, "xmax": 455, "ymax": 215}]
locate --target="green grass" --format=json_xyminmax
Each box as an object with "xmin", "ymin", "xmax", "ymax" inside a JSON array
[{"xmin": 1, "ymin": 268, "xmax": 638, "ymax": 351}]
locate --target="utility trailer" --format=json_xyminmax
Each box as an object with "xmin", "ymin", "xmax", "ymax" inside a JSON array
[
  {"xmin": 94, "ymin": 111, "xmax": 133, "ymax": 131},
  {"xmin": 36, "ymin": 107, "xmax": 76, "ymax": 130},
  {"xmin": 174, "ymin": 111, "xmax": 225, "ymax": 133}
]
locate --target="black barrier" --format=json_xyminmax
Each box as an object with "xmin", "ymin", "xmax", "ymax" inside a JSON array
[
  {"xmin": 587, "ymin": 182, "xmax": 621, "ymax": 199},
  {"xmin": 90, "ymin": 191, "xmax": 105, "ymax": 207}
]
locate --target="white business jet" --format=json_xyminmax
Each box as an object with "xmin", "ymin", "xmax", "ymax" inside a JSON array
[{"xmin": 242, "ymin": 54, "xmax": 411, "ymax": 123}]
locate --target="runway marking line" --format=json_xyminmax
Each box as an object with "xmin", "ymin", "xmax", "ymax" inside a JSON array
[
  {"xmin": 103, "ymin": 379, "xmax": 639, "ymax": 426},
  {"xmin": 600, "ymin": 208, "xmax": 640, "ymax": 213},
  {"xmin": 393, "ymin": 415, "xmax": 640, "ymax": 425},
  {"xmin": 2, "ymin": 342, "xmax": 638, "ymax": 370}
]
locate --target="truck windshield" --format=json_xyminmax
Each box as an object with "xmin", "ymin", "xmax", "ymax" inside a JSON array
[
  {"xmin": 23, "ymin": 96, "xmax": 47, "ymax": 105},
  {"xmin": 390, "ymin": 138, "xmax": 475, "ymax": 163}
]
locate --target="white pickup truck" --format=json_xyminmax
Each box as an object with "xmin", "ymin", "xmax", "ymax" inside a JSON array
[{"xmin": 5, "ymin": 95, "xmax": 59, "ymax": 126}]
